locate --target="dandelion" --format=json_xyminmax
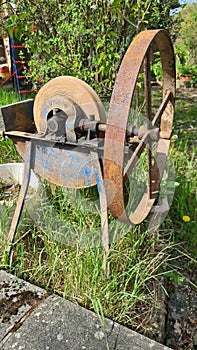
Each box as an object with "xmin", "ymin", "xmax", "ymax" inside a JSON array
[
  {"xmin": 182, "ymin": 215, "xmax": 191, "ymax": 222},
  {"xmin": 171, "ymin": 134, "xmax": 178, "ymax": 142},
  {"xmin": 183, "ymin": 130, "xmax": 187, "ymax": 134}
]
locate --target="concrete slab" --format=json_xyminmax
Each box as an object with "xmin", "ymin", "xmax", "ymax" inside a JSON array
[
  {"xmin": 1, "ymin": 294, "xmax": 172, "ymax": 350},
  {"xmin": 0, "ymin": 270, "xmax": 47, "ymax": 342}
]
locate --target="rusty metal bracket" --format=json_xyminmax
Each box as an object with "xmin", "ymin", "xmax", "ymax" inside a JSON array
[
  {"xmin": 90, "ymin": 151, "xmax": 109, "ymax": 273},
  {"xmin": 4, "ymin": 140, "xmax": 33, "ymax": 257}
]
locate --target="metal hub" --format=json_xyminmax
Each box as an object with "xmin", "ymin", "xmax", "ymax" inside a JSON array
[{"xmin": 33, "ymin": 76, "xmax": 106, "ymax": 135}]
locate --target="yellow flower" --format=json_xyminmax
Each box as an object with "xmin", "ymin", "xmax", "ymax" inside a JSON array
[
  {"xmin": 171, "ymin": 135, "xmax": 178, "ymax": 142},
  {"xmin": 183, "ymin": 130, "xmax": 187, "ymax": 134},
  {"xmin": 182, "ymin": 215, "xmax": 191, "ymax": 222}
]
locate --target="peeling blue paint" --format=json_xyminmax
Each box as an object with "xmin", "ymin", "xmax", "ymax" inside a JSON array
[
  {"xmin": 94, "ymin": 171, "xmax": 102, "ymax": 194},
  {"xmin": 83, "ymin": 166, "xmax": 92, "ymax": 187},
  {"xmin": 34, "ymin": 144, "xmax": 96, "ymax": 188}
]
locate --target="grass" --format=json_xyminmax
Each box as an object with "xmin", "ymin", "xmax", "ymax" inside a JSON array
[
  {"xmin": 0, "ymin": 88, "xmax": 22, "ymax": 162},
  {"xmin": 0, "ymin": 86, "xmax": 19, "ymax": 105},
  {"xmin": 0, "ymin": 85, "xmax": 196, "ymax": 340},
  {"xmin": 168, "ymin": 90, "xmax": 197, "ymax": 252}
]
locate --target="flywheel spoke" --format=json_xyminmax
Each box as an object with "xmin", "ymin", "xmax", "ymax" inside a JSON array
[
  {"xmin": 123, "ymin": 134, "xmax": 148, "ymax": 180},
  {"xmin": 152, "ymin": 90, "xmax": 172, "ymax": 126}
]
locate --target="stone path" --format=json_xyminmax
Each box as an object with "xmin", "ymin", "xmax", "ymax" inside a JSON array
[{"xmin": 0, "ymin": 270, "xmax": 172, "ymax": 350}]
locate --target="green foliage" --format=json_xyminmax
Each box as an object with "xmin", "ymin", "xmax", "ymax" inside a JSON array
[
  {"xmin": 0, "ymin": 136, "xmax": 22, "ymax": 164},
  {"xmin": 148, "ymin": 43, "xmax": 197, "ymax": 84},
  {"xmin": 165, "ymin": 270, "xmax": 184, "ymax": 284},
  {"xmin": 173, "ymin": 1, "xmax": 197, "ymax": 65},
  {"xmin": 142, "ymin": 0, "xmax": 181, "ymax": 30},
  {"xmin": 190, "ymin": 65, "xmax": 197, "ymax": 84},
  {"xmin": 151, "ymin": 55, "xmax": 163, "ymax": 81},
  {"xmin": 0, "ymin": 87, "xmax": 19, "ymax": 105},
  {"xmin": 1, "ymin": 0, "xmax": 181, "ymax": 94},
  {"xmin": 175, "ymin": 45, "xmax": 197, "ymax": 83},
  {"xmin": 175, "ymin": 44, "xmax": 189, "ymax": 66}
]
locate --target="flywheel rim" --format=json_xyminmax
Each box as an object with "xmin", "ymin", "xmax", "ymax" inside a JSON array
[{"xmin": 103, "ymin": 29, "xmax": 176, "ymax": 225}]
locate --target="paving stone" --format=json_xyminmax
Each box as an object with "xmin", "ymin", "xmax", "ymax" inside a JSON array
[
  {"xmin": 1, "ymin": 294, "xmax": 172, "ymax": 350},
  {"xmin": 0, "ymin": 270, "xmax": 47, "ymax": 342}
]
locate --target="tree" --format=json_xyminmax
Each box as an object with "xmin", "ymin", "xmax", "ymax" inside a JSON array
[
  {"xmin": 1, "ymin": 0, "xmax": 182, "ymax": 93},
  {"xmin": 173, "ymin": 1, "xmax": 197, "ymax": 64}
]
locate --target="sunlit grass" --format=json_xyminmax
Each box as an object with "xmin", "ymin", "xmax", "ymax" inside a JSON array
[{"xmin": 0, "ymin": 86, "xmax": 19, "ymax": 105}]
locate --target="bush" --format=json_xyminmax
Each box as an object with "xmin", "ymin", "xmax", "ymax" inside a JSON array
[{"xmin": 3, "ymin": 0, "xmax": 182, "ymax": 94}]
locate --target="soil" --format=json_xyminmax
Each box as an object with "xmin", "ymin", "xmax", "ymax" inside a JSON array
[
  {"xmin": 165, "ymin": 261, "xmax": 197, "ymax": 350},
  {"xmin": 0, "ymin": 290, "xmax": 43, "ymax": 323}
]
